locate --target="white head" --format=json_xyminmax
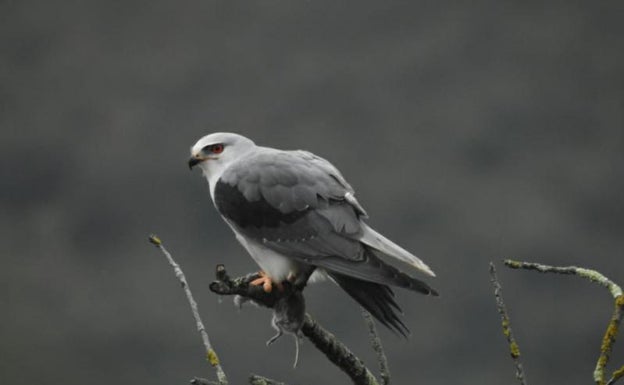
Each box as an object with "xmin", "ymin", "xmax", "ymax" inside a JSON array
[{"xmin": 188, "ymin": 132, "xmax": 256, "ymax": 181}]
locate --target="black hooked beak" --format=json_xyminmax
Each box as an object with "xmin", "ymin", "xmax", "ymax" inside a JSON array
[{"xmin": 188, "ymin": 156, "xmax": 202, "ymax": 170}]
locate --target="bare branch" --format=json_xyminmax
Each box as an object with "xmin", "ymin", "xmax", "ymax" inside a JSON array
[
  {"xmin": 489, "ymin": 263, "xmax": 528, "ymax": 385},
  {"xmin": 598, "ymin": 297, "xmax": 624, "ymax": 385},
  {"xmin": 504, "ymin": 260, "xmax": 623, "ymax": 298},
  {"xmin": 149, "ymin": 235, "xmax": 228, "ymax": 385},
  {"xmin": 607, "ymin": 365, "xmax": 624, "ymax": 385},
  {"xmin": 362, "ymin": 310, "xmax": 391, "ymax": 385},
  {"xmin": 210, "ymin": 265, "xmax": 379, "ymax": 385},
  {"xmin": 504, "ymin": 259, "xmax": 624, "ymax": 385},
  {"xmin": 302, "ymin": 314, "xmax": 379, "ymax": 385},
  {"xmin": 190, "ymin": 377, "xmax": 218, "ymax": 385},
  {"xmin": 249, "ymin": 374, "xmax": 287, "ymax": 385}
]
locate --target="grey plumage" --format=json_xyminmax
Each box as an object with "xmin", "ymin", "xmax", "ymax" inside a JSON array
[{"xmin": 190, "ymin": 133, "xmax": 437, "ymax": 335}]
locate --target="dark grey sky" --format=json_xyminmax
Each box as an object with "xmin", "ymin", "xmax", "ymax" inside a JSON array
[{"xmin": 2, "ymin": 1, "xmax": 623, "ymax": 384}]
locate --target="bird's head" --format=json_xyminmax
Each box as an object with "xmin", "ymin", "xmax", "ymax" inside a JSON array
[{"xmin": 188, "ymin": 132, "xmax": 255, "ymax": 177}]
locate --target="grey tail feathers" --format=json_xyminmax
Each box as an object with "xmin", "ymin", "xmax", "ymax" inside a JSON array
[
  {"xmin": 327, "ymin": 247, "xmax": 438, "ymax": 336},
  {"xmin": 318, "ymin": 245, "xmax": 438, "ymax": 296},
  {"xmin": 329, "ymin": 272, "xmax": 410, "ymax": 337}
]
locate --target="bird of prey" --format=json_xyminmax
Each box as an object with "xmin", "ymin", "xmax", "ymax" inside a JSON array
[{"xmin": 189, "ymin": 132, "xmax": 437, "ymax": 335}]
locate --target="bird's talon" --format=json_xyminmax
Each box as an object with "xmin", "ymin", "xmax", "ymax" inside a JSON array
[{"xmin": 250, "ymin": 271, "xmax": 274, "ymax": 293}]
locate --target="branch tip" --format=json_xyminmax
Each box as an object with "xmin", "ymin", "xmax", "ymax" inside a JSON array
[
  {"xmin": 149, "ymin": 235, "xmax": 228, "ymax": 385},
  {"xmin": 216, "ymin": 264, "xmax": 230, "ymax": 282},
  {"xmin": 148, "ymin": 234, "xmax": 162, "ymax": 246}
]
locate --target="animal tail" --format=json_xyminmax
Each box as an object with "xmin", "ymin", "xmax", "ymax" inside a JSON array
[
  {"xmin": 315, "ymin": 245, "xmax": 438, "ymax": 296},
  {"xmin": 358, "ymin": 222, "xmax": 436, "ymax": 277},
  {"xmin": 328, "ymin": 272, "xmax": 409, "ymax": 336}
]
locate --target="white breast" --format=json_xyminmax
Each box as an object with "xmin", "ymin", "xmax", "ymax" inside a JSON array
[{"xmin": 232, "ymin": 230, "xmax": 298, "ymax": 282}]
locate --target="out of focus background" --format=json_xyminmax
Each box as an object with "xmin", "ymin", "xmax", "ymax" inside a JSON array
[{"xmin": 2, "ymin": 1, "xmax": 623, "ymax": 384}]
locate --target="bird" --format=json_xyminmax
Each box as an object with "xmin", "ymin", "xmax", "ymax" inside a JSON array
[{"xmin": 188, "ymin": 132, "xmax": 437, "ymax": 335}]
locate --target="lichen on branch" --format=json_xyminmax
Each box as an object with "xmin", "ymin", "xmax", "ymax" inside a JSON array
[
  {"xmin": 503, "ymin": 259, "xmax": 624, "ymax": 385},
  {"xmin": 149, "ymin": 235, "xmax": 228, "ymax": 385},
  {"xmin": 489, "ymin": 263, "xmax": 527, "ymax": 385}
]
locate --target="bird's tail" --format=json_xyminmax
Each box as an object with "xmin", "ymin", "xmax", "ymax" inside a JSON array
[
  {"xmin": 328, "ymin": 272, "xmax": 409, "ymax": 336},
  {"xmin": 359, "ymin": 222, "xmax": 436, "ymax": 277},
  {"xmin": 315, "ymin": 245, "xmax": 438, "ymax": 296},
  {"xmin": 323, "ymin": 246, "xmax": 438, "ymax": 336}
]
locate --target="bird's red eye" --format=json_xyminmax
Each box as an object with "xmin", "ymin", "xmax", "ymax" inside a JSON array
[{"xmin": 211, "ymin": 144, "xmax": 224, "ymax": 154}]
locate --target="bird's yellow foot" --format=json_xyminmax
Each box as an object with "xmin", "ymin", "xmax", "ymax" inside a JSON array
[{"xmin": 250, "ymin": 271, "xmax": 284, "ymax": 293}]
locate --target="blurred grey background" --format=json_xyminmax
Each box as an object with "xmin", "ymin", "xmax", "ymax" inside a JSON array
[{"xmin": 2, "ymin": 1, "xmax": 623, "ymax": 384}]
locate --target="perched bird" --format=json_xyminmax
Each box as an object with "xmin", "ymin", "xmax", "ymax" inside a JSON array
[{"xmin": 189, "ymin": 132, "xmax": 437, "ymax": 335}]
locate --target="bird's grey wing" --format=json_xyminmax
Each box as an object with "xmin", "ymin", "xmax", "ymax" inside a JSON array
[
  {"xmin": 215, "ymin": 149, "xmax": 364, "ymax": 257},
  {"xmin": 214, "ymin": 150, "xmax": 435, "ymax": 292},
  {"xmin": 214, "ymin": 149, "xmax": 436, "ymax": 336},
  {"xmin": 299, "ymin": 150, "xmax": 434, "ymax": 276}
]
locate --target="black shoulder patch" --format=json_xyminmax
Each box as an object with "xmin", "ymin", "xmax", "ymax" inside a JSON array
[{"xmin": 214, "ymin": 179, "xmax": 309, "ymax": 228}]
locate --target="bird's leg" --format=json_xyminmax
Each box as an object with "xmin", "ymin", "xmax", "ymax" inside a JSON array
[{"xmin": 250, "ymin": 271, "xmax": 279, "ymax": 293}]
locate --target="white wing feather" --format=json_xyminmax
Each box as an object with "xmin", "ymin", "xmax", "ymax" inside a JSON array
[{"xmin": 358, "ymin": 222, "xmax": 436, "ymax": 277}]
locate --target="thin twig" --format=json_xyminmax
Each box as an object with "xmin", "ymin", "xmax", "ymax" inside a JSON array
[
  {"xmin": 210, "ymin": 265, "xmax": 379, "ymax": 385},
  {"xmin": 190, "ymin": 377, "xmax": 219, "ymax": 385},
  {"xmin": 489, "ymin": 263, "xmax": 528, "ymax": 385},
  {"xmin": 504, "ymin": 260, "xmax": 622, "ymax": 298},
  {"xmin": 607, "ymin": 365, "xmax": 624, "ymax": 385},
  {"xmin": 362, "ymin": 309, "xmax": 390, "ymax": 385},
  {"xmin": 249, "ymin": 374, "xmax": 287, "ymax": 385},
  {"xmin": 597, "ymin": 297, "xmax": 624, "ymax": 385},
  {"xmin": 504, "ymin": 259, "xmax": 624, "ymax": 385},
  {"xmin": 149, "ymin": 235, "xmax": 228, "ymax": 385}
]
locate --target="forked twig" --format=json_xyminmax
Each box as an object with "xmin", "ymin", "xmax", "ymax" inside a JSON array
[
  {"xmin": 210, "ymin": 265, "xmax": 380, "ymax": 385},
  {"xmin": 504, "ymin": 259, "xmax": 624, "ymax": 385}
]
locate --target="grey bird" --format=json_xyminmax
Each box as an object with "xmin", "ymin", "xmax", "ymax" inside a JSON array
[{"xmin": 189, "ymin": 132, "xmax": 437, "ymax": 335}]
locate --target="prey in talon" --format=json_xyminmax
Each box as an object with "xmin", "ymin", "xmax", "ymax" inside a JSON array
[{"xmin": 266, "ymin": 285, "xmax": 306, "ymax": 368}]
